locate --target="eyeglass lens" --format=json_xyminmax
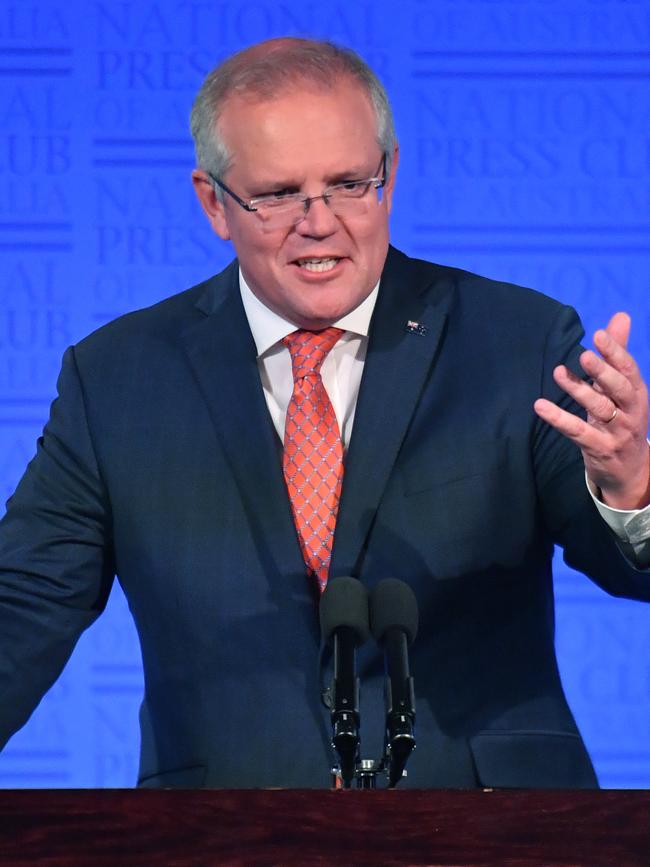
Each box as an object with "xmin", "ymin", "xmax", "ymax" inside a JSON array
[{"xmin": 257, "ymin": 186, "xmax": 383, "ymax": 229}]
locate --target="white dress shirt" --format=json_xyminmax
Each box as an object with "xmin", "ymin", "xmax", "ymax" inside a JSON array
[
  {"xmin": 239, "ymin": 270, "xmax": 377, "ymax": 449},
  {"xmin": 239, "ymin": 270, "xmax": 650, "ymax": 563}
]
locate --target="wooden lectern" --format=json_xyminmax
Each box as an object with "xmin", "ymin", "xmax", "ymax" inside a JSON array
[{"xmin": 0, "ymin": 788, "xmax": 648, "ymax": 864}]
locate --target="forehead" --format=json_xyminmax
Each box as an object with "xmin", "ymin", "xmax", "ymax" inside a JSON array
[{"xmin": 217, "ymin": 80, "xmax": 380, "ymax": 182}]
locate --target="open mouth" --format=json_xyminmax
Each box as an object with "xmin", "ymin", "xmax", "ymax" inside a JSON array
[{"xmin": 294, "ymin": 257, "xmax": 341, "ymax": 273}]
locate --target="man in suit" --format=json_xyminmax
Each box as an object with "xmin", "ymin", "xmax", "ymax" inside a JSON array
[{"xmin": 0, "ymin": 37, "xmax": 649, "ymax": 789}]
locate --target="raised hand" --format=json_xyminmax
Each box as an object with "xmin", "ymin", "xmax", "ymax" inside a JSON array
[{"xmin": 534, "ymin": 312, "xmax": 650, "ymax": 510}]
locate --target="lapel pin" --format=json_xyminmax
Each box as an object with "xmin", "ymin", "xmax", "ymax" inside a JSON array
[{"xmin": 405, "ymin": 320, "xmax": 427, "ymax": 336}]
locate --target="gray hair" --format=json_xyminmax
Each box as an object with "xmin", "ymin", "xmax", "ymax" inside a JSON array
[{"xmin": 190, "ymin": 37, "xmax": 396, "ymax": 197}]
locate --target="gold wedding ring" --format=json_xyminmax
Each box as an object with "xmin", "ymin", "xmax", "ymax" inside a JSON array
[{"xmin": 603, "ymin": 407, "xmax": 618, "ymax": 424}]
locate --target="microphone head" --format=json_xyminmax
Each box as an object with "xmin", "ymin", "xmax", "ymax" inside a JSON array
[
  {"xmin": 369, "ymin": 578, "xmax": 418, "ymax": 645},
  {"xmin": 319, "ymin": 576, "xmax": 370, "ymax": 648}
]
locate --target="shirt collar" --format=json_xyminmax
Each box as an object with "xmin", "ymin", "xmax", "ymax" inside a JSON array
[{"xmin": 239, "ymin": 267, "xmax": 380, "ymax": 358}]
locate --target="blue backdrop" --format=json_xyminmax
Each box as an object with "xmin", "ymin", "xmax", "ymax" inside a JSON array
[{"xmin": 1, "ymin": 0, "xmax": 649, "ymax": 787}]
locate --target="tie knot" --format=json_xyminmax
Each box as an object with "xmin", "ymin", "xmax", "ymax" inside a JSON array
[{"xmin": 283, "ymin": 327, "xmax": 344, "ymax": 380}]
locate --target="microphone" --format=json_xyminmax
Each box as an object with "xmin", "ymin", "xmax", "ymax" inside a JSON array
[
  {"xmin": 370, "ymin": 578, "xmax": 418, "ymax": 788},
  {"xmin": 319, "ymin": 576, "xmax": 370, "ymax": 788}
]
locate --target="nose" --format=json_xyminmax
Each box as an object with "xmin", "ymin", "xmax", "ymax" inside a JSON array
[{"xmin": 294, "ymin": 194, "xmax": 338, "ymax": 238}]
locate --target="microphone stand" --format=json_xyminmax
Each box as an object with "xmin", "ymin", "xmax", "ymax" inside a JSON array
[
  {"xmin": 323, "ymin": 576, "xmax": 418, "ymax": 789},
  {"xmin": 330, "ymin": 625, "xmax": 361, "ymax": 788},
  {"xmin": 382, "ymin": 627, "xmax": 416, "ymax": 787}
]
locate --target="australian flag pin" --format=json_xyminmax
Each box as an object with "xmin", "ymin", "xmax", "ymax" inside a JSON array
[{"xmin": 406, "ymin": 319, "xmax": 427, "ymax": 336}]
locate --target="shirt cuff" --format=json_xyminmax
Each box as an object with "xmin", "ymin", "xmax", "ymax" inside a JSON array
[{"xmin": 586, "ymin": 473, "xmax": 650, "ymax": 562}]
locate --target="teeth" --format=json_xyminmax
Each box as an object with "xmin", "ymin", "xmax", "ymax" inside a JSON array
[{"xmin": 297, "ymin": 257, "xmax": 339, "ymax": 272}]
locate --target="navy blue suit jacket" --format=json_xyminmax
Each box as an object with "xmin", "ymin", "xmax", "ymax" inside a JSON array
[{"xmin": 1, "ymin": 246, "xmax": 649, "ymax": 788}]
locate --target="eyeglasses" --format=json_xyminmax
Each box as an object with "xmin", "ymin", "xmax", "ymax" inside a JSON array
[{"xmin": 209, "ymin": 154, "xmax": 387, "ymax": 230}]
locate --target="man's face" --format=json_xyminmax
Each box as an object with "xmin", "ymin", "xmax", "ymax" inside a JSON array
[{"xmin": 192, "ymin": 79, "xmax": 398, "ymax": 329}]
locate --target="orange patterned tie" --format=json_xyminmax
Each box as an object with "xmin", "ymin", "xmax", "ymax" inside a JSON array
[{"xmin": 283, "ymin": 328, "xmax": 345, "ymax": 592}]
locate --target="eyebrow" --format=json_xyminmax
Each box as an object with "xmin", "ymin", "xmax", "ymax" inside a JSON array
[
  {"xmin": 326, "ymin": 165, "xmax": 375, "ymax": 183},
  {"xmin": 247, "ymin": 165, "xmax": 375, "ymax": 194}
]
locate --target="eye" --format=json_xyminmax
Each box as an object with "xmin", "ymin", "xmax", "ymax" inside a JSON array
[
  {"xmin": 330, "ymin": 178, "xmax": 371, "ymax": 198},
  {"xmin": 340, "ymin": 180, "xmax": 364, "ymax": 191},
  {"xmin": 257, "ymin": 188, "xmax": 298, "ymax": 200}
]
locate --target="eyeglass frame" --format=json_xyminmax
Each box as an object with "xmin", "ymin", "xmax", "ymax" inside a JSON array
[{"xmin": 207, "ymin": 154, "xmax": 388, "ymax": 222}]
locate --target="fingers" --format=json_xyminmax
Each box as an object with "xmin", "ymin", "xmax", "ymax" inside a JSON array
[
  {"xmin": 536, "ymin": 311, "xmax": 645, "ymax": 438},
  {"xmin": 552, "ymin": 365, "xmax": 616, "ymax": 420},
  {"xmin": 603, "ymin": 311, "xmax": 630, "ymax": 350},
  {"xmin": 536, "ymin": 312, "xmax": 650, "ymax": 508},
  {"xmin": 577, "ymin": 352, "xmax": 636, "ymax": 413},
  {"xmin": 533, "ymin": 397, "xmax": 599, "ymax": 447},
  {"xmin": 574, "ymin": 313, "xmax": 644, "ymax": 418},
  {"xmin": 592, "ymin": 318, "xmax": 641, "ymax": 388}
]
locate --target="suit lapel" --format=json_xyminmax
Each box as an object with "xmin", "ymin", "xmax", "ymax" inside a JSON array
[
  {"xmin": 179, "ymin": 263, "xmax": 305, "ymax": 583},
  {"xmin": 330, "ymin": 248, "xmax": 454, "ymax": 578}
]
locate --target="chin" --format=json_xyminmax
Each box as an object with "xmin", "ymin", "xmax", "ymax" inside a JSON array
[
  {"xmin": 295, "ymin": 300, "xmax": 356, "ymax": 329},
  {"xmin": 292, "ymin": 312, "xmax": 341, "ymax": 330},
  {"xmin": 298, "ymin": 288, "xmax": 370, "ymax": 323}
]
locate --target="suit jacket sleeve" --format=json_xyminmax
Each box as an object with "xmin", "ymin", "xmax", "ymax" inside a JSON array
[{"xmin": 0, "ymin": 345, "xmax": 115, "ymax": 748}]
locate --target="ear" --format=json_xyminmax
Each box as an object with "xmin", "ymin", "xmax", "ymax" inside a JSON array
[
  {"xmin": 383, "ymin": 143, "xmax": 399, "ymax": 214},
  {"xmin": 191, "ymin": 169, "xmax": 231, "ymax": 240}
]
